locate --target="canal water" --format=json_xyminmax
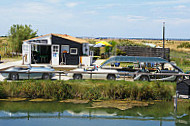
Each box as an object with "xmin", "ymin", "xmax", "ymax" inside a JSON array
[{"xmin": 0, "ymin": 101, "xmax": 189, "ymax": 126}]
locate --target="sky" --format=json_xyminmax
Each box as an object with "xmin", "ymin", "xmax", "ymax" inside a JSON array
[{"xmin": 0, "ymin": 0, "xmax": 190, "ymax": 38}]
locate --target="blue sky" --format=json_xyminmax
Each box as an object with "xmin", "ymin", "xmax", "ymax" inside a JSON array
[{"xmin": 1, "ymin": 0, "xmax": 190, "ymax": 38}]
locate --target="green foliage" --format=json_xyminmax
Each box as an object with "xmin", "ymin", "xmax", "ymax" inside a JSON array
[
  {"xmin": 0, "ymin": 80, "xmax": 175, "ymax": 101},
  {"xmin": 117, "ymin": 39, "xmax": 146, "ymax": 47},
  {"xmin": 170, "ymin": 50, "xmax": 190, "ymax": 71},
  {"xmin": 8, "ymin": 24, "xmax": 37, "ymax": 53},
  {"xmin": 116, "ymin": 49, "xmax": 127, "ymax": 56},
  {"xmin": 0, "ymin": 84, "xmax": 6, "ymax": 98},
  {"xmin": 177, "ymin": 42, "xmax": 190, "ymax": 48},
  {"xmin": 109, "ymin": 40, "xmax": 117, "ymax": 55},
  {"xmin": 88, "ymin": 39, "xmax": 96, "ymax": 44}
]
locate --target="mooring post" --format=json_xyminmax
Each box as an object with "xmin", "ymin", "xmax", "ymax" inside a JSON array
[
  {"xmin": 90, "ymin": 71, "xmax": 92, "ymax": 79},
  {"xmin": 59, "ymin": 72, "xmax": 61, "ymax": 80},
  {"xmin": 174, "ymin": 91, "xmax": 178, "ymax": 112},
  {"xmin": 28, "ymin": 70, "xmax": 30, "ymax": 80}
]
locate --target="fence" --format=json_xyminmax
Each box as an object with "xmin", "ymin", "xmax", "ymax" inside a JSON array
[{"xmin": 117, "ymin": 46, "xmax": 170, "ymax": 61}]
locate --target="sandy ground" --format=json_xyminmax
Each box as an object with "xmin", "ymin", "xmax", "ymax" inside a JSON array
[{"xmin": 0, "ymin": 60, "xmax": 22, "ymax": 70}]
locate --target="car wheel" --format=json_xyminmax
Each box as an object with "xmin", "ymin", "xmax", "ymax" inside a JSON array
[
  {"xmin": 176, "ymin": 76, "xmax": 183, "ymax": 83},
  {"xmin": 10, "ymin": 73, "xmax": 19, "ymax": 80},
  {"xmin": 140, "ymin": 76, "xmax": 149, "ymax": 81},
  {"xmin": 73, "ymin": 74, "xmax": 82, "ymax": 80},
  {"xmin": 107, "ymin": 74, "xmax": 116, "ymax": 80},
  {"xmin": 42, "ymin": 74, "xmax": 50, "ymax": 80}
]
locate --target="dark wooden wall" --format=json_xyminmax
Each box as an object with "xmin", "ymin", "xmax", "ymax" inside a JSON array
[
  {"xmin": 52, "ymin": 35, "xmax": 82, "ymax": 65},
  {"xmin": 117, "ymin": 46, "xmax": 170, "ymax": 61}
]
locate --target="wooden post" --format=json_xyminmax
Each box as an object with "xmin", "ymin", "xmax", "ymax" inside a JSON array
[
  {"xmin": 59, "ymin": 72, "xmax": 61, "ymax": 80},
  {"xmin": 90, "ymin": 71, "xmax": 92, "ymax": 79},
  {"xmin": 28, "ymin": 70, "xmax": 30, "ymax": 80},
  {"xmin": 174, "ymin": 91, "xmax": 178, "ymax": 112},
  {"xmin": 163, "ymin": 22, "xmax": 166, "ymax": 59}
]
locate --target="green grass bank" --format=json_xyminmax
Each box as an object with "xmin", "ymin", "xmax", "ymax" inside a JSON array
[{"xmin": 0, "ymin": 80, "xmax": 176, "ymax": 101}]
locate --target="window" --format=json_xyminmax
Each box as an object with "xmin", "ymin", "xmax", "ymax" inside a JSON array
[
  {"xmin": 23, "ymin": 45, "xmax": 29, "ymax": 52},
  {"xmin": 70, "ymin": 48, "xmax": 78, "ymax": 55},
  {"xmin": 61, "ymin": 45, "xmax": 69, "ymax": 53},
  {"xmin": 53, "ymin": 46, "xmax": 59, "ymax": 52}
]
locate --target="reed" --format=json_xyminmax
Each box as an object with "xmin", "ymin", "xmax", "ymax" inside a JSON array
[{"xmin": 0, "ymin": 80, "xmax": 175, "ymax": 101}]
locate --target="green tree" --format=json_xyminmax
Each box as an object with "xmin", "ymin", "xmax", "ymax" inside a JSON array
[
  {"xmin": 8, "ymin": 24, "xmax": 37, "ymax": 54},
  {"xmin": 109, "ymin": 40, "xmax": 117, "ymax": 56}
]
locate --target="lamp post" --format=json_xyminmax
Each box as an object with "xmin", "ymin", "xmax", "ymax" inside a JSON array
[{"xmin": 163, "ymin": 22, "xmax": 165, "ymax": 59}]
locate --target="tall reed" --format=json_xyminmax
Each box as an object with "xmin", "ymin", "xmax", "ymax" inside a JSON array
[{"xmin": 0, "ymin": 80, "xmax": 175, "ymax": 101}]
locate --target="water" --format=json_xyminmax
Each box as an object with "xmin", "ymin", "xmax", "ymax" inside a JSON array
[{"xmin": 0, "ymin": 101, "xmax": 189, "ymax": 126}]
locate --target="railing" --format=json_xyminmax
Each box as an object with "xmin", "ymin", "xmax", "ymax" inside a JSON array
[{"xmin": 0, "ymin": 70, "xmax": 190, "ymax": 81}]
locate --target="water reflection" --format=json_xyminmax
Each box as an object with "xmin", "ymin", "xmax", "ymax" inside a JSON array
[{"xmin": 0, "ymin": 101, "xmax": 189, "ymax": 126}]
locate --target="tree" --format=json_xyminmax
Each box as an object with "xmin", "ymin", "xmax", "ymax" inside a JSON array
[{"xmin": 8, "ymin": 24, "xmax": 37, "ymax": 54}]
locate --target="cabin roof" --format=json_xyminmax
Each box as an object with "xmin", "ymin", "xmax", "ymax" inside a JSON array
[{"xmin": 23, "ymin": 33, "xmax": 88, "ymax": 44}]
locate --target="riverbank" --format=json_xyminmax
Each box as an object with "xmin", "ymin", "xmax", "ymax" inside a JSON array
[{"xmin": 0, "ymin": 80, "xmax": 175, "ymax": 101}]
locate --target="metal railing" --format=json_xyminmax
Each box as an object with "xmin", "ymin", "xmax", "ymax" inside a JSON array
[{"xmin": 0, "ymin": 70, "xmax": 190, "ymax": 81}]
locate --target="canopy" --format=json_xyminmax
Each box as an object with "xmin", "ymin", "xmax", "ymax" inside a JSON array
[
  {"xmin": 101, "ymin": 56, "xmax": 169, "ymax": 66},
  {"xmin": 96, "ymin": 41, "xmax": 112, "ymax": 47}
]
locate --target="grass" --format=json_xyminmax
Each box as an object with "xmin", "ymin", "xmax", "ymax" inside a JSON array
[
  {"xmin": 1, "ymin": 56, "xmax": 22, "ymax": 62},
  {"xmin": 170, "ymin": 50, "xmax": 190, "ymax": 72},
  {"xmin": 177, "ymin": 42, "xmax": 190, "ymax": 48},
  {"xmin": 0, "ymin": 37, "xmax": 12, "ymax": 57},
  {"xmin": 0, "ymin": 80, "xmax": 176, "ymax": 101}
]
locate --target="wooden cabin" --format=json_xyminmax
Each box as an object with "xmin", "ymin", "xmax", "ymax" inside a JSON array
[{"xmin": 22, "ymin": 33, "xmax": 90, "ymax": 65}]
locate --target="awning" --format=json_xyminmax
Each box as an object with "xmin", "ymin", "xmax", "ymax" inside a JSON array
[
  {"xmin": 96, "ymin": 41, "xmax": 112, "ymax": 47},
  {"xmin": 94, "ymin": 43, "xmax": 105, "ymax": 47}
]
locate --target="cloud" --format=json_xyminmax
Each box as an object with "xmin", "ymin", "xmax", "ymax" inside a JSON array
[
  {"xmin": 65, "ymin": 2, "xmax": 79, "ymax": 8},
  {"xmin": 0, "ymin": 1, "xmax": 75, "ymax": 27},
  {"xmin": 96, "ymin": 3, "xmax": 121, "ymax": 9},
  {"xmin": 46, "ymin": 0, "xmax": 61, "ymax": 4},
  {"xmin": 146, "ymin": 0, "xmax": 190, "ymax": 5},
  {"xmin": 110, "ymin": 15, "xmax": 147, "ymax": 22},
  {"xmin": 154, "ymin": 17, "xmax": 190, "ymax": 25},
  {"xmin": 174, "ymin": 5, "xmax": 187, "ymax": 9},
  {"xmin": 83, "ymin": 10, "xmax": 97, "ymax": 15}
]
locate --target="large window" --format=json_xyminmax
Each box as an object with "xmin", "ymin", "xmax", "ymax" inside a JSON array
[
  {"xmin": 61, "ymin": 45, "xmax": 69, "ymax": 53},
  {"xmin": 70, "ymin": 48, "xmax": 78, "ymax": 55}
]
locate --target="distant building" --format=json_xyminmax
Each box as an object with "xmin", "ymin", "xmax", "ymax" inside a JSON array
[{"xmin": 22, "ymin": 33, "xmax": 90, "ymax": 65}]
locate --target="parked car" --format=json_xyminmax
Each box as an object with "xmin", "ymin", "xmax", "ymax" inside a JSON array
[
  {"xmin": 133, "ymin": 65, "xmax": 184, "ymax": 82},
  {"xmin": 67, "ymin": 65, "xmax": 119, "ymax": 80},
  {"xmin": 1, "ymin": 66, "xmax": 55, "ymax": 80}
]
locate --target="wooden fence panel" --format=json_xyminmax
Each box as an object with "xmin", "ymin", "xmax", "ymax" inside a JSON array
[{"xmin": 117, "ymin": 46, "xmax": 170, "ymax": 61}]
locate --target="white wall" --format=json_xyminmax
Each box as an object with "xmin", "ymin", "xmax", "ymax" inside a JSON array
[
  {"xmin": 24, "ymin": 34, "xmax": 52, "ymax": 45},
  {"xmin": 22, "ymin": 42, "xmax": 31, "ymax": 64},
  {"xmin": 82, "ymin": 43, "xmax": 89, "ymax": 56},
  {"xmin": 81, "ymin": 56, "xmax": 93, "ymax": 66}
]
